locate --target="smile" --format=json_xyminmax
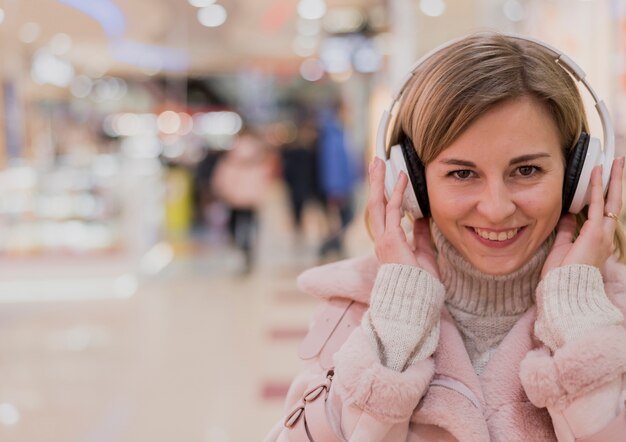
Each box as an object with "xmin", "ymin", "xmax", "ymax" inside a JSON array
[{"xmin": 473, "ymin": 227, "xmax": 520, "ymax": 241}]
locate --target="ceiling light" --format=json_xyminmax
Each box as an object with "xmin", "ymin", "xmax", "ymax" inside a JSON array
[
  {"xmin": 50, "ymin": 33, "xmax": 73, "ymax": 55},
  {"xmin": 420, "ymin": 0, "xmax": 446, "ymax": 17},
  {"xmin": 177, "ymin": 113, "xmax": 193, "ymax": 135},
  {"xmin": 31, "ymin": 49, "xmax": 75, "ymax": 87},
  {"xmin": 158, "ymin": 111, "xmax": 182, "ymax": 135},
  {"xmin": 19, "ymin": 22, "xmax": 40, "ymax": 43},
  {"xmin": 197, "ymin": 4, "xmax": 227, "ymax": 27},
  {"xmin": 297, "ymin": 18, "xmax": 321, "ymax": 36},
  {"xmin": 353, "ymin": 45, "xmax": 382, "ymax": 73},
  {"xmin": 194, "ymin": 112, "xmax": 242, "ymax": 136},
  {"xmin": 320, "ymin": 38, "xmax": 352, "ymax": 74},
  {"xmin": 297, "ymin": 0, "xmax": 327, "ymax": 21},
  {"xmin": 322, "ymin": 7, "xmax": 365, "ymax": 34},
  {"xmin": 300, "ymin": 58, "xmax": 324, "ymax": 81},
  {"xmin": 188, "ymin": 0, "xmax": 216, "ymax": 7}
]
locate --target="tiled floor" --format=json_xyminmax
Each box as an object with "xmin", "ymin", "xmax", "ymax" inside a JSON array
[{"xmin": 0, "ymin": 184, "xmax": 370, "ymax": 442}]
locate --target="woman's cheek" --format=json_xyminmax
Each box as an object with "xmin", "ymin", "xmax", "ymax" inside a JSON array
[{"xmin": 513, "ymin": 183, "xmax": 562, "ymax": 212}]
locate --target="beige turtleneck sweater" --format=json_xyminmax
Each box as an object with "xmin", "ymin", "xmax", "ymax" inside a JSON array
[{"xmin": 362, "ymin": 226, "xmax": 624, "ymax": 374}]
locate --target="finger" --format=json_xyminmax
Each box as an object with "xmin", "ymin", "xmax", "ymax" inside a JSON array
[
  {"xmin": 552, "ymin": 214, "xmax": 576, "ymax": 247},
  {"xmin": 603, "ymin": 157, "xmax": 624, "ymax": 217},
  {"xmin": 367, "ymin": 158, "xmax": 386, "ymax": 237},
  {"xmin": 586, "ymin": 165, "xmax": 604, "ymax": 221},
  {"xmin": 385, "ymin": 172, "xmax": 407, "ymax": 229},
  {"xmin": 413, "ymin": 218, "xmax": 433, "ymax": 251}
]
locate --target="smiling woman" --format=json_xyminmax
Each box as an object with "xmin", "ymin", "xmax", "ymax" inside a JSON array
[
  {"xmin": 266, "ymin": 32, "xmax": 626, "ymax": 441},
  {"xmin": 427, "ymin": 96, "xmax": 564, "ymax": 275}
]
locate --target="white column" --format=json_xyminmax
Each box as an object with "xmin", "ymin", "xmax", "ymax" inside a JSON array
[{"xmin": 389, "ymin": 0, "xmax": 418, "ymax": 90}]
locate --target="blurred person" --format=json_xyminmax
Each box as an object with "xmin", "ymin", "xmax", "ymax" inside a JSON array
[
  {"xmin": 280, "ymin": 115, "xmax": 320, "ymax": 243},
  {"xmin": 265, "ymin": 33, "xmax": 626, "ymax": 440},
  {"xmin": 211, "ymin": 126, "xmax": 275, "ymax": 274},
  {"xmin": 192, "ymin": 147, "xmax": 227, "ymax": 241},
  {"xmin": 316, "ymin": 101, "xmax": 358, "ymax": 261}
]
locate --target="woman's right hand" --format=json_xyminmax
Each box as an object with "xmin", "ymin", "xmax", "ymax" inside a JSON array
[{"xmin": 367, "ymin": 157, "xmax": 440, "ymax": 279}]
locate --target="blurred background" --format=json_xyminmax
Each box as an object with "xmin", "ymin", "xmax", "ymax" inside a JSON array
[{"xmin": 0, "ymin": 0, "xmax": 624, "ymax": 441}]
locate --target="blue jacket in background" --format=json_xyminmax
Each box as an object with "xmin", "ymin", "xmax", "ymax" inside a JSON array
[{"xmin": 317, "ymin": 110, "xmax": 357, "ymax": 199}]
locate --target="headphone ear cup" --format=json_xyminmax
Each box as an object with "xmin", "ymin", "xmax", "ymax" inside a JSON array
[
  {"xmin": 567, "ymin": 134, "xmax": 603, "ymax": 214},
  {"xmin": 562, "ymin": 132, "xmax": 589, "ymax": 214},
  {"xmin": 563, "ymin": 132, "xmax": 605, "ymax": 214},
  {"xmin": 399, "ymin": 137, "xmax": 430, "ymax": 218},
  {"xmin": 386, "ymin": 144, "xmax": 424, "ymax": 218}
]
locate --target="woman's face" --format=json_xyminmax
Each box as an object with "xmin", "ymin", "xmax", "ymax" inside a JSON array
[{"xmin": 425, "ymin": 97, "xmax": 565, "ymax": 275}]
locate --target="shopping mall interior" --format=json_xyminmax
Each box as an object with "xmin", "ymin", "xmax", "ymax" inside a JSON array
[{"xmin": 0, "ymin": 0, "xmax": 624, "ymax": 441}]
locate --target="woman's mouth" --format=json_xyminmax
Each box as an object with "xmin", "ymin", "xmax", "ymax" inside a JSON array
[{"xmin": 473, "ymin": 227, "xmax": 519, "ymax": 241}]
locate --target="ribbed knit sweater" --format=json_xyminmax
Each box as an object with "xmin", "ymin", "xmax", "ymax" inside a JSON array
[{"xmin": 362, "ymin": 226, "xmax": 624, "ymax": 374}]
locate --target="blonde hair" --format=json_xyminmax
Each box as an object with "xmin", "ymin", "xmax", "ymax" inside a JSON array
[{"xmin": 387, "ymin": 32, "xmax": 625, "ymax": 262}]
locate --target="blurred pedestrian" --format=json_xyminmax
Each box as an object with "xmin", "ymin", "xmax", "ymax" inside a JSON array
[
  {"xmin": 192, "ymin": 147, "xmax": 227, "ymax": 239},
  {"xmin": 280, "ymin": 115, "xmax": 319, "ymax": 243},
  {"xmin": 316, "ymin": 101, "xmax": 357, "ymax": 261},
  {"xmin": 211, "ymin": 126, "xmax": 275, "ymax": 274}
]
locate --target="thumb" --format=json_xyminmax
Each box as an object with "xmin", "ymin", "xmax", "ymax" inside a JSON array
[
  {"xmin": 552, "ymin": 214, "xmax": 576, "ymax": 248},
  {"xmin": 413, "ymin": 218, "xmax": 433, "ymax": 250}
]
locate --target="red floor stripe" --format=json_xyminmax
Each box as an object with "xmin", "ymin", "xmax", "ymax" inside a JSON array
[
  {"xmin": 261, "ymin": 381, "xmax": 291, "ymax": 400},
  {"xmin": 273, "ymin": 289, "xmax": 315, "ymax": 304},
  {"xmin": 268, "ymin": 327, "xmax": 308, "ymax": 340}
]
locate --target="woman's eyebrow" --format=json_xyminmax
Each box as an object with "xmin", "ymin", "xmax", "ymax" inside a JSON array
[
  {"xmin": 440, "ymin": 159, "xmax": 476, "ymax": 167},
  {"xmin": 439, "ymin": 153, "xmax": 551, "ymax": 167},
  {"xmin": 509, "ymin": 153, "xmax": 551, "ymax": 165}
]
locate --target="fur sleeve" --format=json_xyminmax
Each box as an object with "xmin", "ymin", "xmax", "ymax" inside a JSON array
[
  {"xmin": 333, "ymin": 327, "xmax": 435, "ymax": 423},
  {"xmin": 520, "ymin": 325, "xmax": 626, "ymax": 409}
]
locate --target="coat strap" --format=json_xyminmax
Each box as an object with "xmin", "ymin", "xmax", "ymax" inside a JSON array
[
  {"xmin": 283, "ymin": 370, "xmax": 343, "ymax": 441},
  {"xmin": 299, "ymin": 298, "xmax": 354, "ymax": 360},
  {"xmin": 430, "ymin": 374, "xmax": 484, "ymax": 414}
]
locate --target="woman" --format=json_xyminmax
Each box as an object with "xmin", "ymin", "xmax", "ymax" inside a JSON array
[{"xmin": 265, "ymin": 33, "xmax": 626, "ymax": 441}]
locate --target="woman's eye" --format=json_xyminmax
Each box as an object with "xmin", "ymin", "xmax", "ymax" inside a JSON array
[
  {"xmin": 450, "ymin": 170, "xmax": 473, "ymax": 180},
  {"xmin": 516, "ymin": 165, "xmax": 539, "ymax": 177}
]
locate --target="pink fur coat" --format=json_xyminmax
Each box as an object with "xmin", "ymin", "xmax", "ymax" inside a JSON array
[{"xmin": 265, "ymin": 255, "xmax": 626, "ymax": 441}]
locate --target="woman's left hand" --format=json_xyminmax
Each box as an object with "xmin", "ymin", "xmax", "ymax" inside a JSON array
[{"xmin": 542, "ymin": 157, "xmax": 624, "ymax": 278}]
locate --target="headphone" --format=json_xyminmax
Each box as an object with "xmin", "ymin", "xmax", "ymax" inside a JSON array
[{"xmin": 376, "ymin": 34, "xmax": 615, "ymax": 219}]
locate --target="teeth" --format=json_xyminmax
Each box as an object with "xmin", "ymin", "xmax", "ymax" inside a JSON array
[{"xmin": 474, "ymin": 227, "xmax": 519, "ymax": 241}]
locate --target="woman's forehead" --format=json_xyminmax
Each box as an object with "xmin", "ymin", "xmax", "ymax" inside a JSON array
[{"xmin": 431, "ymin": 97, "xmax": 563, "ymax": 163}]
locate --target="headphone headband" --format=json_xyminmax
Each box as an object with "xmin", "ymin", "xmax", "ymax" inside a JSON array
[{"xmin": 376, "ymin": 33, "xmax": 615, "ymax": 190}]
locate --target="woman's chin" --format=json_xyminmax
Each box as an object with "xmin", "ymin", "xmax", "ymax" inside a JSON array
[{"xmin": 466, "ymin": 256, "xmax": 527, "ymax": 276}]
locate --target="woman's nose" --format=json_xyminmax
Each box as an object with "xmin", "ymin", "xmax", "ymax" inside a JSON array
[{"xmin": 475, "ymin": 180, "xmax": 516, "ymax": 223}]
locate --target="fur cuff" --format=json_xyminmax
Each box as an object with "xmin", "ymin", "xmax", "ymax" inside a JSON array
[
  {"xmin": 333, "ymin": 328, "xmax": 434, "ymax": 423},
  {"xmin": 520, "ymin": 325, "xmax": 626, "ymax": 409}
]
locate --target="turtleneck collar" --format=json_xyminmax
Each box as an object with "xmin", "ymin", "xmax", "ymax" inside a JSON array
[{"xmin": 432, "ymin": 223, "xmax": 550, "ymax": 316}]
